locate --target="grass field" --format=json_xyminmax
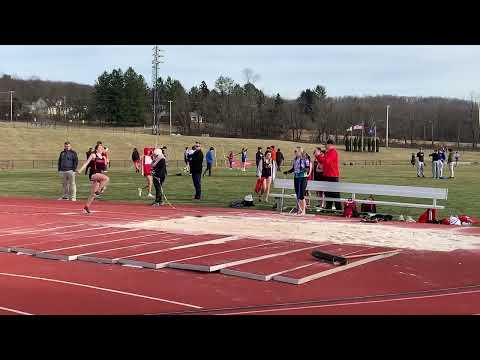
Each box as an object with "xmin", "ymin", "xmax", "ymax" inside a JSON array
[
  {"xmin": 0, "ymin": 163, "xmax": 478, "ymax": 219},
  {"xmin": 1, "ymin": 123, "xmax": 478, "ymax": 219}
]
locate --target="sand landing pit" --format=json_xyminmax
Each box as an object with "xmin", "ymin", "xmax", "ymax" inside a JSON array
[{"xmin": 108, "ymin": 215, "xmax": 480, "ymax": 252}]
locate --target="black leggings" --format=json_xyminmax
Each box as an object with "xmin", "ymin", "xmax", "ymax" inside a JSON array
[
  {"xmin": 153, "ymin": 176, "xmax": 165, "ymax": 203},
  {"xmin": 294, "ymin": 177, "xmax": 308, "ymax": 201}
]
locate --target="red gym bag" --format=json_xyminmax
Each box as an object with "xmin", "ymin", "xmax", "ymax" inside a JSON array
[{"xmin": 254, "ymin": 178, "xmax": 263, "ymax": 194}]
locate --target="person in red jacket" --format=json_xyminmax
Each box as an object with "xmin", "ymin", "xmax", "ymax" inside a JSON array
[{"xmin": 315, "ymin": 139, "xmax": 341, "ymax": 211}]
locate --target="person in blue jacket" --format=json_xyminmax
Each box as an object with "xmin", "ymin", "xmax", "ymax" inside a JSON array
[{"xmin": 203, "ymin": 147, "xmax": 215, "ymax": 177}]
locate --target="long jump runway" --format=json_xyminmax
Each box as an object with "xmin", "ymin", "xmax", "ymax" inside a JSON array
[{"xmin": 1, "ymin": 197, "xmax": 480, "ymax": 315}]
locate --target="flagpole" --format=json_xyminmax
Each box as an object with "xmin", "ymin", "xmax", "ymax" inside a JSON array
[
  {"xmin": 374, "ymin": 123, "xmax": 377, "ymax": 152},
  {"xmin": 361, "ymin": 122, "xmax": 364, "ymax": 152}
]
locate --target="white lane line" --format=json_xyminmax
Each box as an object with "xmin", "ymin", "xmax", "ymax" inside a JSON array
[
  {"xmin": 115, "ymin": 235, "xmax": 243, "ymax": 260},
  {"xmin": 0, "ymin": 272, "xmax": 202, "ymax": 310},
  {"xmin": 74, "ymin": 236, "xmax": 183, "ymax": 256},
  {"xmin": 40, "ymin": 230, "xmax": 154, "ymax": 253},
  {"xmin": 14, "ymin": 229, "xmax": 140, "ymax": 249},
  {"xmin": 0, "ymin": 224, "xmax": 83, "ymax": 237},
  {"xmin": 216, "ymin": 289, "xmax": 480, "ymax": 315},
  {"xmin": 0, "ymin": 305, "xmax": 33, "ymax": 315}
]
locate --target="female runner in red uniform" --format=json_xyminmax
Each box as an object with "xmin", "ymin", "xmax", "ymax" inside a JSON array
[
  {"xmin": 77, "ymin": 143, "xmax": 110, "ymax": 214},
  {"xmin": 139, "ymin": 147, "xmax": 154, "ymax": 198}
]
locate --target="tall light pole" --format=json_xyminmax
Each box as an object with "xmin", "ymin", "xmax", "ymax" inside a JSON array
[
  {"xmin": 386, "ymin": 105, "xmax": 390, "ymax": 148},
  {"xmin": 168, "ymin": 100, "xmax": 173, "ymax": 136},
  {"xmin": 10, "ymin": 91, "xmax": 14, "ymax": 123}
]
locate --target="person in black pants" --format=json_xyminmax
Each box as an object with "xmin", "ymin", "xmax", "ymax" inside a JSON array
[
  {"xmin": 189, "ymin": 142, "xmax": 204, "ymax": 200},
  {"xmin": 151, "ymin": 148, "xmax": 167, "ymax": 206},
  {"xmin": 276, "ymin": 148, "xmax": 284, "ymax": 171}
]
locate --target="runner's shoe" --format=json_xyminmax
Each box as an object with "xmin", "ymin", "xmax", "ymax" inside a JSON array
[
  {"xmin": 147, "ymin": 193, "xmax": 155, "ymax": 199},
  {"xmin": 138, "ymin": 188, "xmax": 142, "ymax": 197},
  {"xmin": 83, "ymin": 206, "xmax": 91, "ymax": 214}
]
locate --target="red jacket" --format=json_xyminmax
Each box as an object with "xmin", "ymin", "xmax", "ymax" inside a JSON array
[{"xmin": 315, "ymin": 147, "xmax": 340, "ymax": 178}]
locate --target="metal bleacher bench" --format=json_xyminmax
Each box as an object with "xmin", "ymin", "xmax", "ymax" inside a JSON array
[{"xmin": 270, "ymin": 178, "xmax": 448, "ymax": 212}]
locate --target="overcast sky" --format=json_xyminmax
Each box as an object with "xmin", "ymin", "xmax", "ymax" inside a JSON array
[{"xmin": 1, "ymin": 45, "xmax": 479, "ymax": 100}]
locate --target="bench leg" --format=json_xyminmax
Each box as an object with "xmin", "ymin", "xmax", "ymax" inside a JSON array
[{"xmin": 276, "ymin": 198, "xmax": 282, "ymax": 212}]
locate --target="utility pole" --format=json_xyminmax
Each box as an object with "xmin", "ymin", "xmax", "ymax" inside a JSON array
[
  {"xmin": 152, "ymin": 45, "xmax": 164, "ymax": 146},
  {"xmin": 168, "ymin": 100, "xmax": 173, "ymax": 136},
  {"xmin": 386, "ymin": 105, "xmax": 390, "ymax": 148}
]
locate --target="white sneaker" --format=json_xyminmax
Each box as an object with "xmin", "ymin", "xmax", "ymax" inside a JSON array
[
  {"xmin": 58, "ymin": 197, "xmax": 68, "ymax": 200},
  {"xmin": 147, "ymin": 193, "xmax": 155, "ymax": 199},
  {"xmin": 71, "ymin": 198, "xmax": 77, "ymax": 202},
  {"xmin": 138, "ymin": 188, "xmax": 142, "ymax": 197}
]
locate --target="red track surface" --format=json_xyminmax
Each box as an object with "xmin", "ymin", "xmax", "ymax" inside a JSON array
[{"xmin": 1, "ymin": 196, "xmax": 480, "ymax": 315}]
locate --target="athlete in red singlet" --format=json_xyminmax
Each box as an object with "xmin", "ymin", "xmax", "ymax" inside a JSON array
[
  {"xmin": 139, "ymin": 147, "xmax": 155, "ymax": 198},
  {"xmin": 77, "ymin": 143, "xmax": 110, "ymax": 214}
]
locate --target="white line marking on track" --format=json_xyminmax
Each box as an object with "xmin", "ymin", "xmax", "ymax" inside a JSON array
[
  {"xmin": 75, "ymin": 235, "xmax": 183, "ymax": 256},
  {"xmin": 40, "ymin": 229, "xmax": 151, "ymax": 253},
  {"xmin": 0, "ymin": 272, "xmax": 202, "ymax": 309},
  {"xmin": 0, "ymin": 305, "xmax": 33, "ymax": 315},
  {"xmin": 216, "ymin": 289, "xmax": 480, "ymax": 315},
  {"xmin": 114, "ymin": 235, "xmax": 243, "ymax": 260},
  {"xmin": 0, "ymin": 224, "xmax": 83, "ymax": 237},
  {"xmin": 14, "ymin": 228, "xmax": 140, "ymax": 249}
]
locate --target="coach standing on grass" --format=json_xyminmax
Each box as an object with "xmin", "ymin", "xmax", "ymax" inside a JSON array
[
  {"xmin": 58, "ymin": 141, "xmax": 78, "ymax": 201},
  {"xmin": 315, "ymin": 139, "xmax": 341, "ymax": 211},
  {"xmin": 190, "ymin": 142, "xmax": 204, "ymax": 200}
]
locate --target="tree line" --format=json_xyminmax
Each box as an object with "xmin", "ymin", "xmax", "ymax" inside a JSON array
[{"xmin": 1, "ymin": 70, "xmax": 479, "ymax": 148}]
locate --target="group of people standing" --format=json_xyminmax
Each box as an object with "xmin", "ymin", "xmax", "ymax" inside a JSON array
[
  {"xmin": 414, "ymin": 147, "xmax": 459, "ymax": 179},
  {"xmin": 255, "ymin": 140, "xmax": 341, "ymax": 215}
]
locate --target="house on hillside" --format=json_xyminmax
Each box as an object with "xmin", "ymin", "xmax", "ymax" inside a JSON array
[
  {"xmin": 190, "ymin": 111, "xmax": 203, "ymax": 124},
  {"xmin": 23, "ymin": 98, "xmax": 48, "ymax": 114}
]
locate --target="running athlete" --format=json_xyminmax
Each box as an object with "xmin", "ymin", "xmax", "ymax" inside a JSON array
[
  {"xmin": 139, "ymin": 147, "xmax": 155, "ymax": 198},
  {"xmin": 77, "ymin": 143, "xmax": 110, "ymax": 214}
]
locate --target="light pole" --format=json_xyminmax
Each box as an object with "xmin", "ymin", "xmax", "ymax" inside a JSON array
[
  {"xmin": 10, "ymin": 91, "xmax": 14, "ymax": 123},
  {"xmin": 168, "ymin": 100, "xmax": 173, "ymax": 136},
  {"xmin": 386, "ymin": 105, "xmax": 390, "ymax": 148}
]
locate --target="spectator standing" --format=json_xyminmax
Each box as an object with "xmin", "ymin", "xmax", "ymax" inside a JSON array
[
  {"xmin": 58, "ymin": 141, "xmax": 78, "ymax": 201},
  {"xmin": 184, "ymin": 147, "xmax": 190, "ymax": 172},
  {"xmin": 257, "ymin": 150, "xmax": 274, "ymax": 202},
  {"xmin": 240, "ymin": 148, "xmax": 248, "ymax": 172},
  {"xmin": 283, "ymin": 147, "xmax": 310, "ymax": 215},
  {"xmin": 416, "ymin": 148, "xmax": 425, "ymax": 177},
  {"xmin": 438, "ymin": 147, "xmax": 446, "ymax": 178},
  {"xmin": 203, "ymin": 147, "xmax": 215, "ymax": 176},
  {"xmin": 227, "ymin": 151, "xmax": 234, "ymax": 170},
  {"xmin": 447, "ymin": 148, "xmax": 455, "ymax": 178},
  {"xmin": 189, "ymin": 143, "xmax": 204, "ymax": 200},
  {"xmin": 410, "ymin": 153, "xmax": 416, "ymax": 167},
  {"xmin": 151, "ymin": 148, "xmax": 167, "ymax": 206},
  {"xmin": 429, "ymin": 149, "xmax": 440, "ymax": 179},
  {"xmin": 255, "ymin": 147, "xmax": 264, "ymax": 171},
  {"xmin": 131, "ymin": 148, "xmax": 141, "ymax": 173},
  {"xmin": 313, "ymin": 146, "xmax": 325, "ymax": 207},
  {"xmin": 315, "ymin": 139, "xmax": 341, "ymax": 211},
  {"xmin": 454, "ymin": 151, "xmax": 460, "ymax": 166},
  {"xmin": 276, "ymin": 148, "xmax": 284, "ymax": 171}
]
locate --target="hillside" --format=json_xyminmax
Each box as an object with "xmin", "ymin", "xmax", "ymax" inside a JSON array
[{"xmin": 1, "ymin": 122, "xmax": 479, "ymax": 163}]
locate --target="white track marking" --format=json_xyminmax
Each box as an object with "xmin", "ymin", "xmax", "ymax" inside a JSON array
[
  {"xmin": 74, "ymin": 236, "xmax": 185, "ymax": 256},
  {"xmin": 114, "ymin": 235, "xmax": 244, "ymax": 260},
  {"xmin": 41, "ymin": 231, "xmax": 161, "ymax": 253},
  {"xmin": 0, "ymin": 272, "xmax": 202, "ymax": 309},
  {"xmin": 13, "ymin": 228, "xmax": 141, "ymax": 248},
  {"xmin": 216, "ymin": 289, "xmax": 480, "ymax": 315},
  {"xmin": 0, "ymin": 224, "xmax": 83, "ymax": 237},
  {"xmin": 0, "ymin": 306, "xmax": 33, "ymax": 315}
]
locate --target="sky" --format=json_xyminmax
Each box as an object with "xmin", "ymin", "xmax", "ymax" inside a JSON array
[{"xmin": 1, "ymin": 45, "xmax": 479, "ymax": 100}]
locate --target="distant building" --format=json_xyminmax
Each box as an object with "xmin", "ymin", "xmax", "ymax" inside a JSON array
[{"xmin": 190, "ymin": 111, "xmax": 203, "ymax": 124}]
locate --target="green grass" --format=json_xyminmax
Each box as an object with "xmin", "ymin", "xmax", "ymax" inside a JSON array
[{"xmin": 1, "ymin": 163, "xmax": 478, "ymax": 219}]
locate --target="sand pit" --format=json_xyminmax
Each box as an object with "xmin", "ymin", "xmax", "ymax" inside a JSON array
[{"xmin": 109, "ymin": 215, "xmax": 480, "ymax": 252}]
